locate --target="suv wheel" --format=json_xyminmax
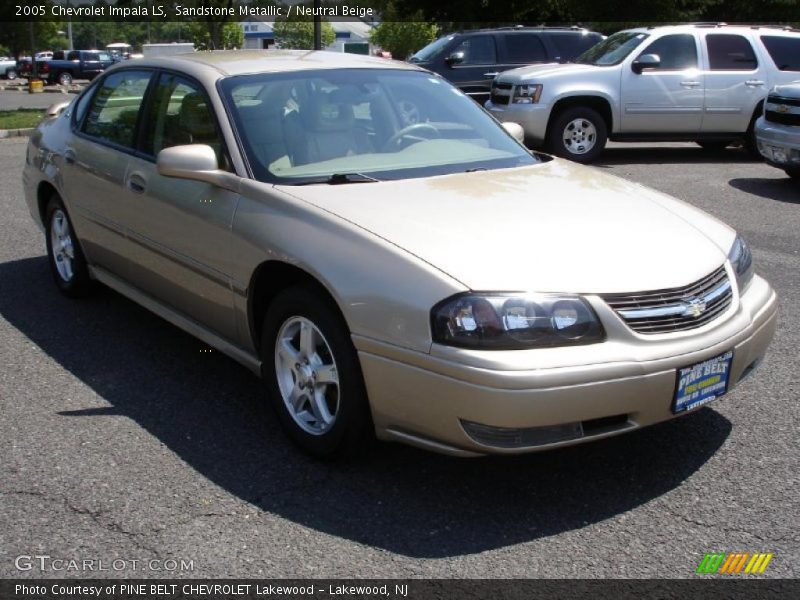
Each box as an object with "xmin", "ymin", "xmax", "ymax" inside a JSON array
[
  {"xmin": 261, "ymin": 285, "xmax": 371, "ymax": 458},
  {"xmin": 547, "ymin": 107, "xmax": 607, "ymax": 163},
  {"xmin": 57, "ymin": 72, "xmax": 72, "ymax": 86}
]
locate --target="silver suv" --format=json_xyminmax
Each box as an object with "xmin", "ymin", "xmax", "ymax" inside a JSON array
[{"xmin": 486, "ymin": 24, "xmax": 800, "ymax": 162}]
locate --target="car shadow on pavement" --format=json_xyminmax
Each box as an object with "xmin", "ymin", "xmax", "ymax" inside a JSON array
[
  {"xmin": 595, "ymin": 145, "xmax": 760, "ymax": 166},
  {"xmin": 729, "ymin": 177, "xmax": 800, "ymax": 204},
  {"xmin": 0, "ymin": 256, "xmax": 732, "ymax": 559}
]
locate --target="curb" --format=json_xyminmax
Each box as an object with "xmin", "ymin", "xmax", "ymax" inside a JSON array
[{"xmin": 0, "ymin": 128, "xmax": 35, "ymax": 138}]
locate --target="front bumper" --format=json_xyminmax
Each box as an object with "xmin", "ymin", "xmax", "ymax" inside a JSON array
[
  {"xmin": 754, "ymin": 117, "xmax": 800, "ymax": 170},
  {"xmin": 356, "ymin": 275, "xmax": 778, "ymax": 456},
  {"xmin": 486, "ymin": 100, "xmax": 552, "ymax": 144}
]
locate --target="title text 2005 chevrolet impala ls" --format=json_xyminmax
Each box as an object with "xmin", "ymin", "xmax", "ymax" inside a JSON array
[{"xmin": 23, "ymin": 51, "xmax": 777, "ymax": 457}]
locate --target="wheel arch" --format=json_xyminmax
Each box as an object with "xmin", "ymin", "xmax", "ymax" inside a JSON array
[
  {"xmin": 36, "ymin": 180, "xmax": 60, "ymax": 226},
  {"xmin": 247, "ymin": 261, "xmax": 350, "ymax": 354},
  {"xmin": 546, "ymin": 94, "xmax": 614, "ymax": 141}
]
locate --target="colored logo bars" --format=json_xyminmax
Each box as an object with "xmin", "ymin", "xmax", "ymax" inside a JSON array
[{"xmin": 696, "ymin": 552, "xmax": 774, "ymax": 574}]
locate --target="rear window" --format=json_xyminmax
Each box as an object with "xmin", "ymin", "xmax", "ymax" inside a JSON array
[
  {"xmin": 706, "ymin": 34, "xmax": 758, "ymax": 70},
  {"xmin": 548, "ymin": 32, "xmax": 604, "ymax": 61},
  {"xmin": 760, "ymin": 36, "xmax": 800, "ymax": 71},
  {"xmin": 503, "ymin": 33, "xmax": 547, "ymax": 63}
]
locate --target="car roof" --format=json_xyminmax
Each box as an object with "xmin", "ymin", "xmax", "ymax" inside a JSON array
[
  {"xmin": 619, "ymin": 23, "xmax": 800, "ymax": 36},
  {"xmin": 111, "ymin": 50, "xmax": 424, "ymax": 80}
]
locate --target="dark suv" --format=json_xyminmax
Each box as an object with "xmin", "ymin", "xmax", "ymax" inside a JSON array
[{"xmin": 408, "ymin": 26, "xmax": 604, "ymax": 104}]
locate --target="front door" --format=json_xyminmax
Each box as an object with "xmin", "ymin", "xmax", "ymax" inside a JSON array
[
  {"xmin": 621, "ymin": 33, "xmax": 704, "ymax": 133},
  {"xmin": 446, "ymin": 34, "xmax": 499, "ymax": 103}
]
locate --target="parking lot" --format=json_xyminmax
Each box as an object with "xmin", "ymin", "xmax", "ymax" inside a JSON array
[{"xmin": 0, "ymin": 134, "xmax": 798, "ymax": 578}]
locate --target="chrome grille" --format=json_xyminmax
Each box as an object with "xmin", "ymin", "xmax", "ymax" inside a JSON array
[{"xmin": 602, "ymin": 266, "xmax": 733, "ymax": 334}]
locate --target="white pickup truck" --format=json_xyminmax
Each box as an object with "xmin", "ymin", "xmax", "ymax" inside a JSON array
[
  {"xmin": 486, "ymin": 24, "xmax": 800, "ymax": 162},
  {"xmin": 1, "ymin": 57, "xmax": 18, "ymax": 80}
]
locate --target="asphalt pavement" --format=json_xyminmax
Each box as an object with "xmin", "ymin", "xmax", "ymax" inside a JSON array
[
  {"xmin": 0, "ymin": 137, "xmax": 798, "ymax": 578},
  {"xmin": 0, "ymin": 88, "xmax": 82, "ymax": 112}
]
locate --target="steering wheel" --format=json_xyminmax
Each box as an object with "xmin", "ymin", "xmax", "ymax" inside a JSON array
[{"xmin": 382, "ymin": 122, "xmax": 441, "ymax": 151}]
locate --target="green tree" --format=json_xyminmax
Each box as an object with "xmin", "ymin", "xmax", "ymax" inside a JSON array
[
  {"xmin": 370, "ymin": 13, "xmax": 438, "ymax": 59},
  {"xmin": 273, "ymin": 16, "xmax": 335, "ymax": 50},
  {"xmin": 189, "ymin": 21, "xmax": 244, "ymax": 50}
]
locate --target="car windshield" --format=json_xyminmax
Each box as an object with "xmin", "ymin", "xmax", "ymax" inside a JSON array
[
  {"xmin": 575, "ymin": 31, "xmax": 649, "ymax": 66},
  {"xmin": 221, "ymin": 68, "xmax": 537, "ymax": 185},
  {"xmin": 408, "ymin": 35, "xmax": 456, "ymax": 63}
]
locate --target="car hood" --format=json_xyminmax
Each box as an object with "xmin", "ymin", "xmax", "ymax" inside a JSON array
[
  {"xmin": 772, "ymin": 81, "xmax": 800, "ymax": 99},
  {"xmin": 278, "ymin": 159, "xmax": 735, "ymax": 294},
  {"xmin": 497, "ymin": 62, "xmax": 607, "ymax": 83}
]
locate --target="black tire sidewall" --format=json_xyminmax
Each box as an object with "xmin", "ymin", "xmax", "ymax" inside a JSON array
[
  {"xmin": 261, "ymin": 286, "xmax": 370, "ymax": 458},
  {"xmin": 45, "ymin": 197, "xmax": 91, "ymax": 297},
  {"xmin": 548, "ymin": 107, "xmax": 608, "ymax": 163}
]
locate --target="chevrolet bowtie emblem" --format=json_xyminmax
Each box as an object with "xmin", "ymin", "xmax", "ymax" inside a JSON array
[
  {"xmin": 683, "ymin": 297, "xmax": 707, "ymax": 318},
  {"xmin": 775, "ymin": 104, "xmax": 790, "ymax": 113}
]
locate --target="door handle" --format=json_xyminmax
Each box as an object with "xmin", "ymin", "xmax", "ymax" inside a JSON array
[
  {"xmin": 483, "ymin": 72, "xmax": 499, "ymax": 78},
  {"xmin": 127, "ymin": 173, "xmax": 147, "ymax": 194},
  {"xmin": 745, "ymin": 80, "xmax": 765, "ymax": 87},
  {"xmin": 680, "ymin": 81, "xmax": 701, "ymax": 88}
]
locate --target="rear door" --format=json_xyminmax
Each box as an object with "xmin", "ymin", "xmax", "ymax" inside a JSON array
[
  {"xmin": 497, "ymin": 32, "xmax": 550, "ymax": 70},
  {"xmin": 61, "ymin": 69, "xmax": 154, "ymax": 277},
  {"xmin": 701, "ymin": 33, "xmax": 766, "ymax": 133},
  {"xmin": 545, "ymin": 31, "xmax": 605, "ymax": 63},
  {"xmin": 621, "ymin": 33, "xmax": 704, "ymax": 132}
]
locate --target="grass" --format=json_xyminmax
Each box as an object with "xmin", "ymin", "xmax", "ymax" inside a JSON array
[{"xmin": 0, "ymin": 109, "xmax": 44, "ymax": 130}]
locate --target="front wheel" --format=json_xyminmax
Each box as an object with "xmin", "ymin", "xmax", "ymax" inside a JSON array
[
  {"xmin": 261, "ymin": 286, "xmax": 371, "ymax": 458},
  {"xmin": 546, "ymin": 106, "xmax": 608, "ymax": 163},
  {"xmin": 45, "ymin": 197, "xmax": 93, "ymax": 297},
  {"xmin": 5, "ymin": 68, "xmax": 17, "ymax": 80}
]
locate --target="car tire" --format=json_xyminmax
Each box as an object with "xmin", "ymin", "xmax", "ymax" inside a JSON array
[
  {"xmin": 696, "ymin": 141, "xmax": 729, "ymax": 151},
  {"xmin": 785, "ymin": 168, "xmax": 800, "ymax": 180},
  {"xmin": 6, "ymin": 68, "xmax": 17, "ymax": 80},
  {"xmin": 57, "ymin": 72, "xmax": 72, "ymax": 86},
  {"xmin": 547, "ymin": 106, "xmax": 608, "ymax": 164},
  {"xmin": 261, "ymin": 285, "xmax": 372, "ymax": 459},
  {"xmin": 45, "ymin": 196, "xmax": 93, "ymax": 297}
]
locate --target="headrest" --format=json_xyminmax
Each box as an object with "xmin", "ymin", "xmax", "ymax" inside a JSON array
[
  {"xmin": 179, "ymin": 92, "xmax": 216, "ymax": 138},
  {"xmin": 304, "ymin": 90, "xmax": 355, "ymax": 133}
]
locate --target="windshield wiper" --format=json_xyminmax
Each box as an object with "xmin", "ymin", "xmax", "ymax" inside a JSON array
[{"xmin": 292, "ymin": 173, "xmax": 381, "ymax": 186}]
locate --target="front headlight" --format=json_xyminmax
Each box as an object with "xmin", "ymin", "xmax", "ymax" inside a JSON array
[
  {"xmin": 431, "ymin": 293, "xmax": 605, "ymax": 349},
  {"xmin": 728, "ymin": 234, "xmax": 754, "ymax": 292},
  {"xmin": 512, "ymin": 83, "xmax": 542, "ymax": 104}
]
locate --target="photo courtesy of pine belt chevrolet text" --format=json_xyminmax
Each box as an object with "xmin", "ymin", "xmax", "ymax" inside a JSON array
[{"xmin": 23, "ymin": 50, "xmax": 778, "ymax": 458}]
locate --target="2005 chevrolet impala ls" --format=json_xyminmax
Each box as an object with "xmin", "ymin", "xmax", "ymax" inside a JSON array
[{"xmin": 23, "ymin": 51, "xmax": 777, "ymax": 457}]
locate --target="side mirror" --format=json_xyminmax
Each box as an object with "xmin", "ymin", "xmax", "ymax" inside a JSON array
[
  {"xmin": 632, "ymin": 53, "xmax": 660, "ymax": 74},
  {"xmin": 445, "ymin": 51, "xmax": 465, "ymax": 67},
  {"xmin": 502, "ymin": 122, "xmax": 525, "ymax": 144},
  {"xmin": 46, "ymin": 101, "xmax": 71, "ymax": 118},
  {"xmin": 156, "ymin": 144, "xmax": 238, "ymax": 192}
]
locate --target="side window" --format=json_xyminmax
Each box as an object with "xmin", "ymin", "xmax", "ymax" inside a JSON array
[
  {"xmin": 760, "ymin": 36, "xmax": 800, "ymax": 71},
  {"xmin": 142, "ymin": 74, "xmax": 228, "ymax": 169},
  {"xmin": 706, "ymin": 34, "xmax": 758, "ymax": 70},
  {"xmin": 504, "ymin": 34, "xmax": 547, "ymax": 64},
  {"xmin": 72, "ymin": 82, "xmax": 97, "ymax": 128},
  {"xmin": 452, "ymin": 35, "xmax": 497, "ymax": 65},
  {"xmin": 67, "ymin": 51, "xmax": 79, "ymax": 61},
  {"xmin": 638, "ymin": 34, "xmax": 698, "ymax": 70},
  {"xmin": 549, "ymin": 33, "xmax": 603, "ymax": 62},
  {"xmin": 82, "ymin": 70, "xmax": 152, "ymax": 149}
]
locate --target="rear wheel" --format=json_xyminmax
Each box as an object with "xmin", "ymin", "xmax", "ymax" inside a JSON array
[
  {"xmin": 45, "ymin": 197, "xmax": 92, "ymax": 297},
  {"xmin": 547, "ymin": 106, "xmax": 607, "ymax": 163},
  {"xmin": 261, "ymin": 285, "xmax": 371, "ymax": 458}
]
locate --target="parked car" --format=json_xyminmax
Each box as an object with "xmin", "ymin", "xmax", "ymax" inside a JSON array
[
  {"xmin": 24, "ymin": 51, "xmax": 777, "ymax": 458},
  {"xmin": 487, "ymin": 24, "xmax": 800, "ymax": 162},
  {"xmin": 21, "ymin": 50, "xmax": 114, "ymax": 85},
  {"xmin": 408, "ymin": 26, "xmax": 603, "ymax": 105},
  {"xmin": 1, "ymin": 57, "xmax": 18, "ymax": 80},
  {"xmin": 755, "ymin": 81, "xmax": 800, "ymax": 179}
]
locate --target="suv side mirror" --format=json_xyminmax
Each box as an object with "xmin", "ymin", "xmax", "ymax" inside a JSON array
[
  {"xmin": 632, "ymin": 54, "xmax": 661, "ymax": 74},
  {"xmin": 445, "ymin": 51, "xmax": 465, "ymax": 67},
  {"xmin": 157, "ymin": 144, "xmax": 239, "ymax": 192}
]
